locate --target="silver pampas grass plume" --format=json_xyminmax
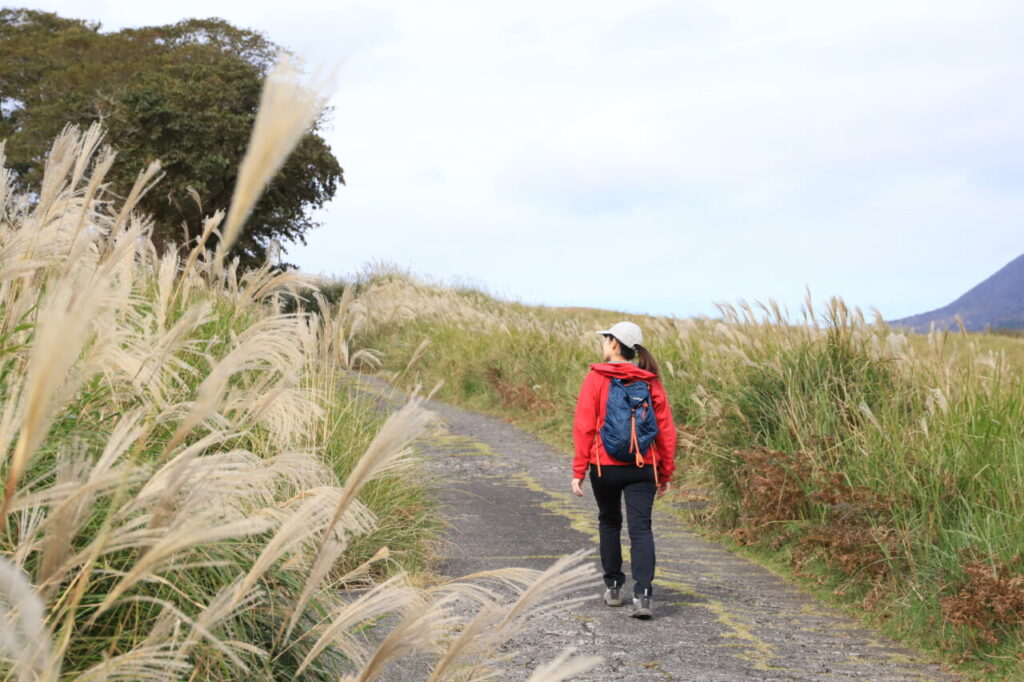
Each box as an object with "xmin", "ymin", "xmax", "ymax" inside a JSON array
[{"xmin": 214, "ymin": 55, "xmax": 332, "ymax": 267}]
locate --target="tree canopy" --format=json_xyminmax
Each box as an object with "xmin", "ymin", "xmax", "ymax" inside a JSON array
[{"xmin": 0, "ymin": 9, "xmax": 343, "ymax": 267}]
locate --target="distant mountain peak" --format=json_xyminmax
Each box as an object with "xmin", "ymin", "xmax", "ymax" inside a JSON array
[{"xmin": 890, "ymin": 252, "xmax": 1024, "ymax": 332}]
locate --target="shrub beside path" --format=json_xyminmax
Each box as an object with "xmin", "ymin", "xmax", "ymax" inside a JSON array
[{"xmin": 365, "ymin": 378, "xmax": 955, "ymax": 680}]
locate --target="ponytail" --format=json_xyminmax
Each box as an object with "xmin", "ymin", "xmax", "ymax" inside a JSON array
[
  {"xmin": 609, "ymin": 334, "xmax": 660, "ymax": 376},
  {"xmin": 634, "ymin": 344, "xmax": 660, "ymax": 376}
]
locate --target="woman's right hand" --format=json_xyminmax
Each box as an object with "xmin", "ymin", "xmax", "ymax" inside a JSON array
[{"xmin": 571, "ymin": 478, "xmax": 584, "ymax": 497}]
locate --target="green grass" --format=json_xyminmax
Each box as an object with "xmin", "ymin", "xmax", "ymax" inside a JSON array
[
  {"xmin": 322, "ymin": 378, "xmax": 441, "ymax": 578},
  {"xmin": 347, "ymin": 272, "xmax": 1024, "ymax": 680}
]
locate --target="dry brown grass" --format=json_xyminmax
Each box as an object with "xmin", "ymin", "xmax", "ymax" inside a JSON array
[
  {"xmin": 485, "ymin": 366, "xmax": 556, "ymax": 412},
  {"xmin": 940, "ymin": 555, "xmax": 1024, "ymax": 649}
]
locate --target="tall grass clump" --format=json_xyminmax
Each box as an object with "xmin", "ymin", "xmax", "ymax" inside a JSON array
[
  {"xmin": 0, "ymin": 61, "xmax": 602, "ymax": 680},
  {"xmin": 671, "ymin": 297, "xmax": 1024, "ymax": 673},
  {"xmin": 346, "ymin": 274, "xmax": 1024, "ymax": 676}
]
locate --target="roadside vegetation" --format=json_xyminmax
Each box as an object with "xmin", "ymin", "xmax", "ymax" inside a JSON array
[
  {"xmin": 347, "ymin": 269, "xmax": 1024, "ymax": 679},
  {"xmin": 0, "ymin": 62, "xmax": 601, "ymax": 679}
]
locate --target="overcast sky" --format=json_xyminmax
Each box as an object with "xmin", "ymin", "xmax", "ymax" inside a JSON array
[{"xmin": 24, "ymin": 0, "xmax": 1024, "ymax": 319}]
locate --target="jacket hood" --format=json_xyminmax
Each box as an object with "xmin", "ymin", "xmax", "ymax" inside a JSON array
[{"xmin": 589, "ymin": 362, "xmax": 657, "ymax": 381}]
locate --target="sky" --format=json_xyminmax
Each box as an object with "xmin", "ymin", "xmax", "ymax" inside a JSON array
[{"xmin": 22, "ymin": 0, "xmax": 1024, "ymax": 319}]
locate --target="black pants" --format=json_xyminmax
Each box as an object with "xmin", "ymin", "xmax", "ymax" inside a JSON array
[{"xmin": 589, "ymin": 463, "xmax": 656, "ymax": 597}]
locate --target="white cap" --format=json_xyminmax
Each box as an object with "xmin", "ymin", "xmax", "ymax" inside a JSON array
[{"xmin": 596, "ymin": 321, "xmax": 643, "ymax": 350}]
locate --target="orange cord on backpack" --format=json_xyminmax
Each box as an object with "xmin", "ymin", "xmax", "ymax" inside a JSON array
[
  {"xmin": 629, "ymin": 413, "xmax": 643, "ymax": 467},
  {"xmin": 630, "ymin": 408, "xmax": 659, "ymax": 486}
]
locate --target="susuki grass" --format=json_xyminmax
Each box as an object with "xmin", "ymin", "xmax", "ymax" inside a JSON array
[
  {"xmin": 346, "ymin": 272, "xmax": 1024, "ymax": 679},
  {"xmin": 214, "ymin": 54, "xmax": 331, "ymax": 269},
  {"xmin": 0, "ymin": 61, "xmax": 602, "ymax": 679}
]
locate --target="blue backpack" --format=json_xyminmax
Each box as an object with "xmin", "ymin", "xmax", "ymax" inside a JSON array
[{"xmin": 600, "ymin": 378, "xmax": 659, "ymax": 463}]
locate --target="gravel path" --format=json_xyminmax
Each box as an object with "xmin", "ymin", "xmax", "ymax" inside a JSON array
[{"xmin": 368, "ymin": 379, "xmax": 956, "ymax": 681}]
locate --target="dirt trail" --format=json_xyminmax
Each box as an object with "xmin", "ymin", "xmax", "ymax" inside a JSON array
[{"xmin": 369, "ymin": 380, "xmax": 956, "ymax": 681}]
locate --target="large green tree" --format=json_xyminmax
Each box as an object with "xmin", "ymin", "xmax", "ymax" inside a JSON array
[{"xmin": 0, "ymin": 9, "xmax": 343, "ymax": 267}]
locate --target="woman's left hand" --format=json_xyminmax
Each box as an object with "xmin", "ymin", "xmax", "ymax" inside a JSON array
[{"xmin": 656, "ymin": 481, "xmax": 671, "ymax": 498}]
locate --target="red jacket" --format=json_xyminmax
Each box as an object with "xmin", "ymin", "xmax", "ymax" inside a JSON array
[{"xmin": 572, "ymin": 362, "xmax": 677, "ymax": 481}]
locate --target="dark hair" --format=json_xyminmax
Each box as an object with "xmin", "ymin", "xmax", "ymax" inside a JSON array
[{"xmin": 605, "ymin": 335, "xmax": 661, "ymax": 376}]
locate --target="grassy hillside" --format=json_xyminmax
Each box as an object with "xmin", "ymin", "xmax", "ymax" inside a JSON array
[{"xmin": 347, "ymin": 271, "xmax": 1024, "ymax": 679}]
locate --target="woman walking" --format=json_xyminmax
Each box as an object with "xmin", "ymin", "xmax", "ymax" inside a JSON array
[{"xmin": 570, "ymin": 321, "xmax": 676, "ymax": 619}]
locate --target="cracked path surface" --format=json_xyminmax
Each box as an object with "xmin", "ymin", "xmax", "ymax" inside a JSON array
[{"xmin": 374, "ymin": 381, "xmax": 956, "ymax": 681}]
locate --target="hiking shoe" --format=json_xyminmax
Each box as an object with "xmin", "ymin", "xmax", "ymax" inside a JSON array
[
  {"xmin": 602, "ymin": 586, "xmax": 623, "ymax": 607},
  {"xmin": 631, "ymin": 595, "xmax": 653, "ymax": 619}
]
